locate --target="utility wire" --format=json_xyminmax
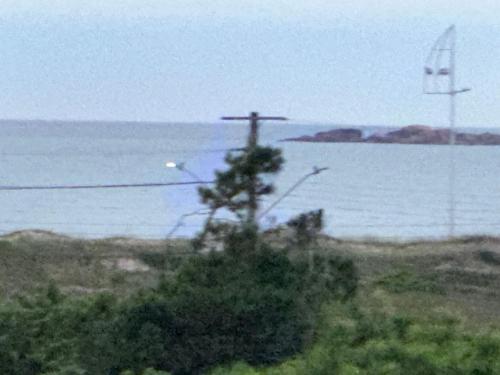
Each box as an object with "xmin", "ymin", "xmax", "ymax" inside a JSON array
[
  {"xmin": 166, "ymin": 209, "xmax": 211, "ymax": 238},
  {"xmin": 0, "ymin": 180, "xmax": 213, "ymax": 191},
  {"xmin": 258, "ymin": 167, "xmax": 328, "ymax": 220}
]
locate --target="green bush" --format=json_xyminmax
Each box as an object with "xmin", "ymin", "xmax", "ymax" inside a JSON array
[
  {"xmin": 478, "ymin": 250, "xmax": 500, "ymax": 266},
  {"xmin": 77, "ymin": 244, "xmax": 356, "ymax": 374},
  {"xmin": 0, "ymin": 241, "xmax": 357, "ymax": 375},
  {"xmin": 108, "ymin": 248, "xmax": 317, "ymax": 373},
  {"xmin": 0, "ymin": 286, "xmax": 111, "ymax": 374},
  {"xmin": 374, "ymin": 270, "xmax": 444, "ymax": 294},
  {"xmin": 162, "ymin": 248, "xmax": 307, "ymax": 372},
  {"xmin": 218, "ymin": 305, "xmax": 500, "ymax": 375}
]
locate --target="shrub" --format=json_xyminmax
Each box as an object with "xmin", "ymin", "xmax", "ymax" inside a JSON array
[
  {"xmin": 478, "ymin": 250, "xmax": 500, "ymax": 266},
  {"xmin": 89, "ymin": 244, "xmax": 357, "ymax": 374},
  {"xmin": 111, "ymin": 247, "xmax": 310, "ymax": 374},
  {"xmin": 374, "ymin": 270, "xmax": 444, "ymax": 294}
]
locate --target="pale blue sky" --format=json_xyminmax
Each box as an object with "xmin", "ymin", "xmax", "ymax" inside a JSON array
[{"xmin": 1, "ymin": 1, "xmax": 499, "ymax": 127}]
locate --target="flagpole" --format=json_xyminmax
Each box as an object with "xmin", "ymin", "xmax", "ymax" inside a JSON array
[
  {"xmin": 424, "ymin": 25, "xmax": 470, "ymax": 238},
  {"xmin": 448, "ymin": 26, "xmax": 457, "ymax": 237}
]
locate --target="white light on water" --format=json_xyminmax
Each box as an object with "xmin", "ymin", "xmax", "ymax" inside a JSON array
[{"xmin": 165, "ymin": 162, "xmax": 177, "ymax": 168}]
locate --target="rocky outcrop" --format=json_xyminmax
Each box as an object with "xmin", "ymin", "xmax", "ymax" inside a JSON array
[
  {"xmin": 366, "ymin": 125, "xmax": 450, "ymax": 144},
  {"xmin": 456, "ymin": 132, "xmax": 500, "ymax": 145},
  {"xmin": 283, "ymin": 128, "xmax": 363, "ymax": 143},
  {"xmin": 284, "ymin": 125, "xmax": 500, "ymax": 145}
]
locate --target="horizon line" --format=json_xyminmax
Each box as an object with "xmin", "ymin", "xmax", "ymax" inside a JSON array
[{"xmin": 0, "ymin": 118, "xmax": 497, "ymax": 129}]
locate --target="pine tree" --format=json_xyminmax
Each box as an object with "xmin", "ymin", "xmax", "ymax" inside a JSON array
[{"xmin": 195, "ymin": 145, "xmax": 284, "ymax": 250}]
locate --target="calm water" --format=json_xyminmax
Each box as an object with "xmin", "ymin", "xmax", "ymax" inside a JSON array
[{"xmin": 1, "ymin": 120, "xmax": 499, "ymax": 239}]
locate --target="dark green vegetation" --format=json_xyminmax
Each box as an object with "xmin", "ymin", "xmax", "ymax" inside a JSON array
[
  {"xmin": 0, "ymin": 232, "xmax": 357, "ymax": 374},
  {"xmin": 2, "ymin": 233, "xmax": 500, "ymax": 374},
  {"xmin": 212, "ymin": 305, "xmax": 500, "ymax": 374}
]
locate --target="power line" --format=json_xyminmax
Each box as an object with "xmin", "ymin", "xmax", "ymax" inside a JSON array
[
  {"xmin": 0, "ymin": 147, "xmax": 244, "ymax": 158},
  {"xmin": 0, "ymin": 180, "xmax": 213, "ymax": 191}
]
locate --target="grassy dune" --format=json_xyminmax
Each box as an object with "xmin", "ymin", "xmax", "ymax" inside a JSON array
[
  {"xmin": 0, "ymin": 230, "xmax": 192, "ymax": 297},
  {"xmin": 2, "ymin": 230, "xmax": 500, "ymax": 328}
]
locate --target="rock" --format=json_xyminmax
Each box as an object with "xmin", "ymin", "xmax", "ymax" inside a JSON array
[
  {"xmin": 283, "ymin": 125, "xmax": 500, "ymax": 145},
  {"xmin": 369, "ymin": 125, "xmax": 450, "ymax": 144},
  {"xmin": 456, "ymin": 132, "xmax": 500, "ymax": 145},
  {"xmin": 284, "ymin": 128, "xmax": 363, "ymax": 142}
]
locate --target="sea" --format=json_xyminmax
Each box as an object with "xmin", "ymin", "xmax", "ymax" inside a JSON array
[{"xmin": 1, "ymin": 120, "xmax": 500, "ymax": 240}]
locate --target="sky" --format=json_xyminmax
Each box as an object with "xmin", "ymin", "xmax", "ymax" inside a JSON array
[{"xmin": 1, "ymin": 1, "xmax": 500, "ymax": 127}]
